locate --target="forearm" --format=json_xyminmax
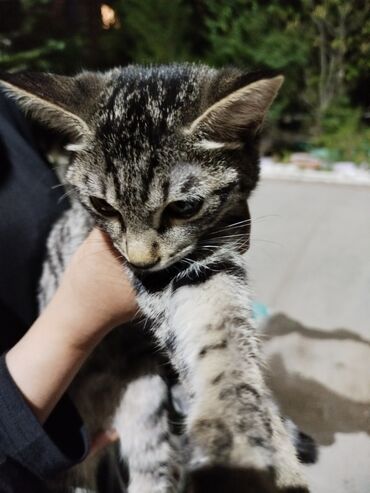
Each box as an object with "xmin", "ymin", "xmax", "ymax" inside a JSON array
[
  {"xmin": 6, "ymin": 228, "xmax": 137, "ymax": 426},
  {"xmin": 5, "ymin": 291, "xmax": 107, "ymax": 425}
]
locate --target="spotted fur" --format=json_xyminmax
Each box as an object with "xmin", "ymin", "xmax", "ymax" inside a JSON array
[{"xmin": 0, "ymin": 64, "xmax": 310, "ymax": 492}]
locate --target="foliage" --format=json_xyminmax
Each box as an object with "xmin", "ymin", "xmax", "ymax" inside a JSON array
[
  {"xmin": 313, "ymin": 100, "xmax": 370, "ymax": 164},
  {"xmin": 303, "ymin": 0, "xmax": 370, "ymax": 128},
  {"xmin": 114, "ymin": 0, "xmax": 193, "ymax": 63},
  {"xmin": 204, "ymin": 1, "xmax": 309, "ymax": 69},
  {"xmin": 0, "ymin": 0, "xmax": 85, "ymax": 72},
  {"xmin": 0, "ymin": 0, "xmax": 369, "ymax": 162},
  {"xmin": 203, "ymin": 0, "xmax": 310, "ymax": 124}
]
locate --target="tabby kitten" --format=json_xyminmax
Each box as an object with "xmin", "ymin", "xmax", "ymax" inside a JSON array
[{"xmin": 0, "ymin": 64, "xmax": 309, "ymax": 492}]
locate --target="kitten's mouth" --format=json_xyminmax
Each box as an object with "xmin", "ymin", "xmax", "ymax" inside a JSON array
[
  {"xmin": 127, "ymin": 244, "xmax": 196, "ymax": 275},
  {"xmin": 126, "ymin": 258, "xmax": 160, "ymax": 272}
]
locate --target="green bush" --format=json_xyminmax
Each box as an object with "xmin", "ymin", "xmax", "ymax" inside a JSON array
[
  {"xmin": 0, "ymin": 0, "xmax": 368, "ymax": 164},
  {"xmin": 313, "ymin": 100, "xmax": 370, "ymax": 164}
]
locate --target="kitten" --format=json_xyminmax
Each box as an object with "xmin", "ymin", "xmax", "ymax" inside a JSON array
[{"xmin": 0, "ymin": 64, "xmax": 311, "ymax": 492}]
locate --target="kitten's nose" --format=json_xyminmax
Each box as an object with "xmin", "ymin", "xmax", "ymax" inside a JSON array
[{"xmin": 126, "ymin": 239, "xmax": 160, "ymax": 270}]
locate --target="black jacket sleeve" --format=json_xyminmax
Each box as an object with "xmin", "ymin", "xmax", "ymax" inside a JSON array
[
  {"xmin": 0, "ymin": 92, "xmax": 89, "ymax": 491},
  {"xmin": 0, "ymin": 355, "xmax": 89, "ymax": 483}
]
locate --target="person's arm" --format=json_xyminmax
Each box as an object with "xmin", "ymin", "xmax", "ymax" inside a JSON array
[{"xmin": 6, "ymin": 228, "xmax": 137, "ymax": 425}]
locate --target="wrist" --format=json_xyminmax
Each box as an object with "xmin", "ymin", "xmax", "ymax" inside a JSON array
[
  {"xmin": 5, "ymin": 298, "xmax": 101, "ymax": 423},
  {"xmin": 45, "ymin": 287, "xmax": 110, "ymax": 354}
]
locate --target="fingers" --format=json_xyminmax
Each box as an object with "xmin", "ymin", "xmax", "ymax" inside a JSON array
[{"xmin": 89, "ymin": 429, "xmax": 119, "ymax": 457}]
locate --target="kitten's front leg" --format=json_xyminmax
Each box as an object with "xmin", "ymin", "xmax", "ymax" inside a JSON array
[{"xmin": 161, "ymin": 258, "xmax": 308, "ymax": 492}]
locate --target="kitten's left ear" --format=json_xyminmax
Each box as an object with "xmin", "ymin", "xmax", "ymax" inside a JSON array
[
  {"xmin": 0, "ymin": 71, "xmax": 106, "ymax": 142},
  {"xmin": 186, "ymin": 73, "xmax": 284, "ymax": 149}
]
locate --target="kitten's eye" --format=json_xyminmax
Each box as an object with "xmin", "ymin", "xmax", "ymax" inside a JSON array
[
  {"xmin": 89, "ymin": 196, "xmax": 119, "ymax": 218},
  {"xmin": 166, "ymin": 199, "xmax": 204, "ymax": 219}
]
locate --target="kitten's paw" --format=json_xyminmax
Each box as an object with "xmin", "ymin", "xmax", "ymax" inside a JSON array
[
  {"xmin": 189, "ymin": 417, "xmax": 271, "ymax": 471},
  {"xmin": 185, "ymin": 466, "xmax": 278, "ymax": 493},
  {"xmin": 185, "ymin": 466, "xmax": 311, "ymax": 493}
]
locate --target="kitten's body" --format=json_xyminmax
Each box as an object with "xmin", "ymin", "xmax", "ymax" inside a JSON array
[{"xmin": 1, "ymin": 64, "xmax": 312, "ymax": 492}]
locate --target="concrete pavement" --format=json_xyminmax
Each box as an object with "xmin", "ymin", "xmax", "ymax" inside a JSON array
[
  {"xmin": 263, "ymin": 314, "xmax": 370, "ymax": 493},
  {"xmin": 246, "ymin": 178, "xmax": 370, "ymax": 492},
  {"xmin": 247, "ymin": 179, "xmax": 370, "ymax": 339}
]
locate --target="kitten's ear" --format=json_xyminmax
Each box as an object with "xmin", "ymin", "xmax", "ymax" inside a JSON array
[
  {"xmin": 187, "ymin": 73, "xmax": 284, "ymax": 148},
  {"xmin": 0, "ymin": 71, "xmax": 106, "ymax": 141}
]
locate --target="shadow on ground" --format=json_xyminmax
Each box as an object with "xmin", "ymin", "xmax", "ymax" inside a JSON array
[{"xmin": 263, "ymin": 313, "xmax": 370, "ymax": 493}]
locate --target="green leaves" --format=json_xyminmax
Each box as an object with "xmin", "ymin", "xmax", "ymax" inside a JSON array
[
  {"xmin": 115, "ymin": 0, "xmax": 192, "ymax": 63},
  {"xmin": 0, "ymin": 0, "xmax": 368, "ymax": 161}
]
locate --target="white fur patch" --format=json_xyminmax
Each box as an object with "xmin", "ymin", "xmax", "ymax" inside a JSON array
[
  {"xmin": 193, "ymin": 139, "xmax": 245, "ymax": 151},
  {"xmin": 193, "ymin": 139, "xmax": 225, "ymax": 150},
  {"xmin": 64, "ymin": 142, "xmax": 88, "ymax": 152}
]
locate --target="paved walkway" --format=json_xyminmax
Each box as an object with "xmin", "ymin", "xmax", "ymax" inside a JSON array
[
  {"xmin": 263, "ymin": 314, "xmax": 370, "ymax": 493},
  {"xmin": 247, "ymin": 179, "xmax": 370, "ymax": 338},
  {"xmin": 246, "ymin": 178, "xmax": 370, "ymax": 492}
]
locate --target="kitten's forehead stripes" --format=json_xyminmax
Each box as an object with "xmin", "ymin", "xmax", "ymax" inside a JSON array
[
  {"xmin": 179, "ymin": 175, "xmax": 200, "ymax": 195},
  {"xmin": 93, "ymin": 66, "xmax": 209, "ymax": 217},
  {"xmin": 141, "ymin": 153, "xmax": 161, "ymax": 203},
  {"xmin": 162, "ymin": 180, "xmax": 170, "ymax": 202},
  {"xmin": 98, "ymin": 66, "xmax": 201, "ymax": 153}
]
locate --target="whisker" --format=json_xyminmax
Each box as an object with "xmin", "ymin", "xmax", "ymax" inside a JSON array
[
  {"xmin": 57, "ymin": 188, "xmax": 77, "ymax": 204},
  {"xmin": 220, "ymin": 219, "xmax": 252, "ymax": 229},
  {"xmin": 209, "ymin": 214, "xmax": 280, "ymax": 236},
  {"xmin": 252, "ymin": 238, "xmax": 282, "ymax": 247},
  {"xmin": 253, "ymin": 213, "xmax": 280, "ymax": 220},
  {"xmin": 209, "ymin": 234, "xmax": 249, "ymax": 241},
  {"xmin": 198, "ymin": 244, "xmax": 219, "ymax": 250},
  {"xmin": 51, "ymin": 183, "xmax": 67, "ymax": 190},
  {"xmin": 179, "ymin": 259, "xmax": 193, "ymax": 268},
  {"xmin": 209, "ymin": 220, "xmax": 251, "ymax": 236}
]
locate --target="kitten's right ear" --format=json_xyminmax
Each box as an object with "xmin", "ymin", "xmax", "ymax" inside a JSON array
[{"xmin": 0, "ymin": 71, "xmax": 106, "ymax": 142}]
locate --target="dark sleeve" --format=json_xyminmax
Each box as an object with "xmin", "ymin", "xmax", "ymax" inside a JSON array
[
  {"xmin": 0, "ymin": 355, "xmax": 89, "ymax": 482},
  {"xmin": 0, "ymin": 90, "xmax": 69, "ymax": 332},
  {"xmin": 0, "ymin": 91, "xmax": 89, "ymax": 490}
]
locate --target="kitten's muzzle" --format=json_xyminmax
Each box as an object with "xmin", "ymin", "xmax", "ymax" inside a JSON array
[{"xmin": 127, "ymin": 258, "xmax": 161, "ymax": 271}]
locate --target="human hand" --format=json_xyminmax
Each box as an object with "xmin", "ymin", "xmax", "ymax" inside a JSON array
[
  {"xmin": 51, "ymin": 228, "xmax": 138, "ymax": 350},
  {"xmin": 89, "ymin": 429, "xmax": 119, "ymax": 457},
  {"xmin": 6, "ymin": 228, "xmax": 137, "ymax": 424}
]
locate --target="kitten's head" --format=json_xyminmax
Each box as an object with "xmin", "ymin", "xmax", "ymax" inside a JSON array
[{"xmin": 0, "ymin": 65, "xmax": 283, "ymax": 272}]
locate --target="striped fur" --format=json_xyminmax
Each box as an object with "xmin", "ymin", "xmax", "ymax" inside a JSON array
[{"xmin": 1, "ymin": 64, "xmax": 309, "ymax": 492}]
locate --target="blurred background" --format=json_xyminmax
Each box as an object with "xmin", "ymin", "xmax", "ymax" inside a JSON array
[
  {"xmin": 1, "ymin": 2, "xmax": 369, "ymax": 492},
  {"xmin": 1, "ymin": 0, "xmax": 370, "ymax": 164}
]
